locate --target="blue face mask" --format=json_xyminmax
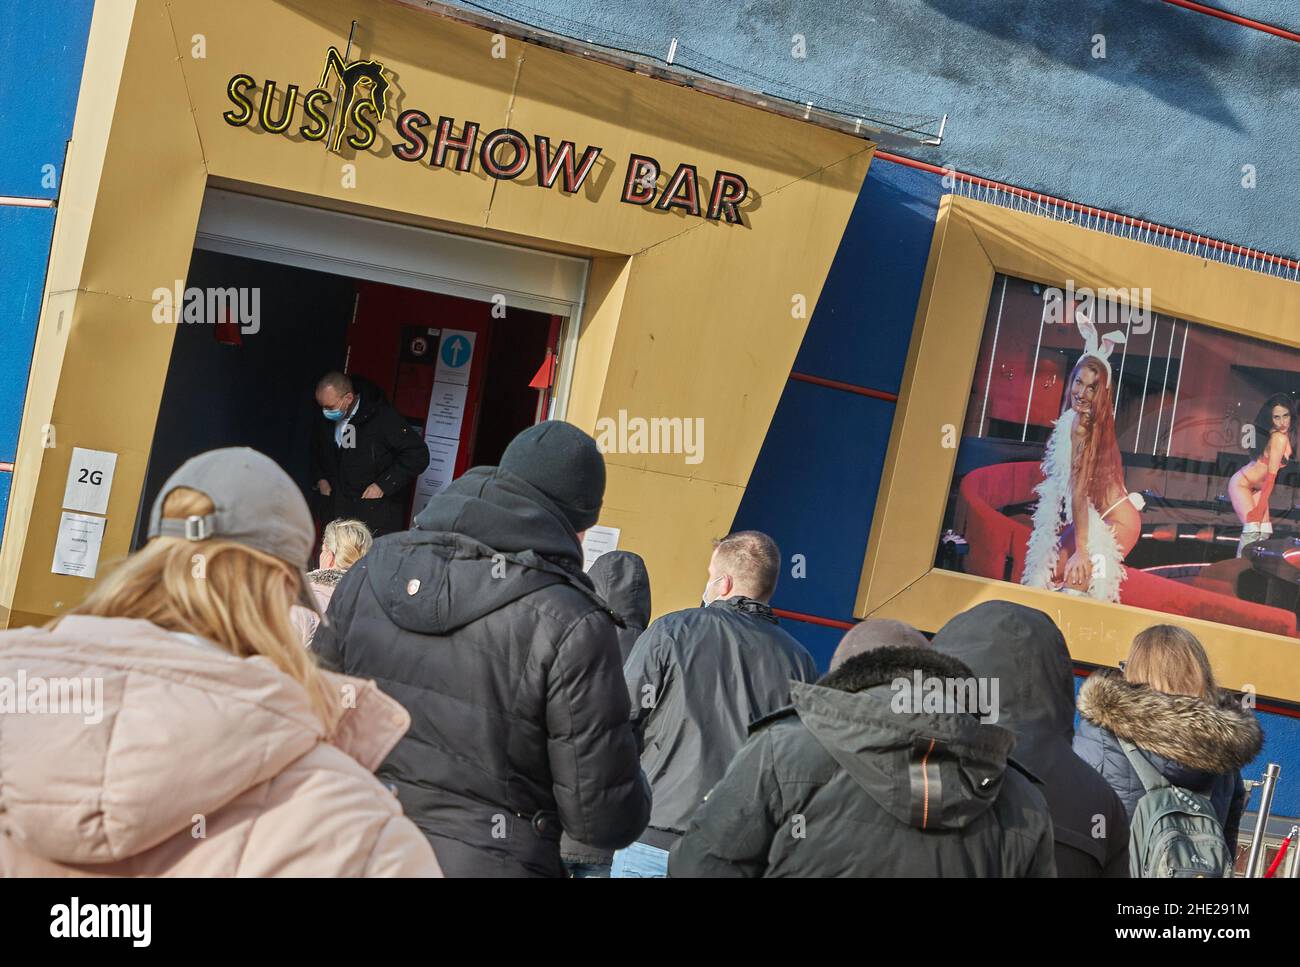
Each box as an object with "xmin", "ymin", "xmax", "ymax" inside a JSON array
[{"xmin": 322, "ymin": 395, "xmax": 351, "ymax": 421}]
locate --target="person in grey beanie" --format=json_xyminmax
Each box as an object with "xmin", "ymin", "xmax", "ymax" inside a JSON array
[
  {"xmin": 314, "ymin": 421, "xmax": 650, "ymax": 877},
  {"xmin": 829, "ymin": 618, "xmax": 930, "ymax": 671}
]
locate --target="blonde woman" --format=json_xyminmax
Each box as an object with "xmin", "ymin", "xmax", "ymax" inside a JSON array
[
  {"xmin": 0, "ymin": 448, "xmax": 441, "ymax": 877},
  {"xmin": 295, "ymin": 518, "xmax": 373, "ymax": 646},
  {"xmin": 1074, "ymin": 625, "xmax": 1262, "ymax": 857}
]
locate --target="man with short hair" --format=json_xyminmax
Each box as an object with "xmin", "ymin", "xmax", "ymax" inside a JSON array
[
  {"xmin": 311, "ymin": 371, "xmax": 430, "ymax": 537},
  {"xmin": 616, "ymin": 530, "xmax": 817, "ymax": 877}
]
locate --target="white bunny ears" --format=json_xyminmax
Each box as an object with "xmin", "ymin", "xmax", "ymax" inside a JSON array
[{"xmin": 1076, "ymin": 314, "xmax": 1126, "ymax": 384}]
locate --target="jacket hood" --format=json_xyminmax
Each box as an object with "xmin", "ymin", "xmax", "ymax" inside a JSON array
[
  {"xmin": 0, "ymin": 616, "xmax": 409, "ymax": 866},
  {"xmin": 792, "ymin": 645, "xmax": 1017, "ymax": 831},
  {"xmin": 1077, "ymin": 668, "xmax": 1263, "ymax": 776},
  {"xmin": 588, "ymin": 551, "xmax": 651, "ymax": 630},
  {"xmin": 374, "ymin": 466, "xmax": 599, "ymax": 635},
  {"xmin": 929, "ymin": 601, "xmax": 1075, "ymax": 770}
]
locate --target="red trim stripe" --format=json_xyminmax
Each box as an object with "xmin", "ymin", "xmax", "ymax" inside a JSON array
[
  {"xmin": 0, "ymin": 463, "xmax": 12, "ymax": 473},
  {"xmin": 772, "ymin": 607, "xmax": 855, "ymax": 630},
  {"xmin": 874, "ymin": 149, "xmax": 1300, "ymax": 273},
  {"xmin": 788, "ymin": 371, "xmax": 899, "ymax": 402},
  {"xmin": 1161, "ymin": 0, "xmax": 1300, "ymax": 43}
]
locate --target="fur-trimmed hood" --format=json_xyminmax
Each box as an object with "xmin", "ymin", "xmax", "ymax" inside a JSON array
[
  {"xmin": 790, "ymin": 645, "xmax": 1019, "ymax": 831},
  {"xmin": 1077, "ymin": 668, "xmax": 1262, "ymax": 775},
  {"xmin": 307, "ymin": 567, "xmax": 347, "ymax": 588}
]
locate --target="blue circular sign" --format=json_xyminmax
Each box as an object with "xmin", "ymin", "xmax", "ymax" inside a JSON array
[{"xmin": 441, "ymin": 335, "xmax": 471, "ymax": 368}]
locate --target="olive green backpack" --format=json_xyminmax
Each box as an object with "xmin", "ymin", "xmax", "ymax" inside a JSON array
[{"xmin": 1120, "ymin": 738, "xmax": 1232, "ymax": 878}]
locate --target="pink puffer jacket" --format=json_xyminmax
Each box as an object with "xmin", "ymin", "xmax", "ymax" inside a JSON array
[{"xmin": 0, "ymin": 615, "xmax": 441, "ymax": 877}]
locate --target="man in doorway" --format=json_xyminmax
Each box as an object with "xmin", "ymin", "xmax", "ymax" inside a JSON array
[
  {"xmin": 617, "ymin": 530, "xmax": 817, "ymax": 877},
  {"xmin": 311, "ymin": 370, "xmax": 430, "ymax": 537}
]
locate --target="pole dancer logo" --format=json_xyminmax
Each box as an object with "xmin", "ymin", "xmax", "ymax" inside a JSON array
[{"xmin": 319, "ymin": 46, "xmax": 389, "ymax": 152}]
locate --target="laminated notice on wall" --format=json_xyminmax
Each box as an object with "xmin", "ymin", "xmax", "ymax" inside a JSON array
[
  {"xmin": 582, "ymin": 525, "xmax": 621, "ymax": 571},
  {"xmin": 51, "ymin": 512, "xmax": 106, "ymax": 579}
]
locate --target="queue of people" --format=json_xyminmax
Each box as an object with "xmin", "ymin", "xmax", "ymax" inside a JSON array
[{"xmin": 0, "ymin": 403, "xmax": 1266, "ymax": 878}]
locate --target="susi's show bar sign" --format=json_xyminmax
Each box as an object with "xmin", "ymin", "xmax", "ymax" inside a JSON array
[{"xmin": 223, "ymin": 46, "xmax": 751, "ymax": 224}]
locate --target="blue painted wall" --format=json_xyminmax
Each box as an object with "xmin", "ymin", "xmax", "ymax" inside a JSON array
[{"xmin": 0, "ymin": 1, "xmax": 96, "ymax": 545}]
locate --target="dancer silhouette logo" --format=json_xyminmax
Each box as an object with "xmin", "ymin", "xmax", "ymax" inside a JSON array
[{"xmin": 318, "ymin": 46, "xmax": 389, "ymax": 152}]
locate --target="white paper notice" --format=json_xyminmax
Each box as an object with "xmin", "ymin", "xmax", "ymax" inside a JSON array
[
  {"xmin": 425, "ymin": 382, "xmax": 469, "ymax": 438},
  {"xmin": 433, "ymin": 329, "xmax": 476, "ymax": 386},
  {"xmin": 51, "ymin": 512, "xmax": 106, "ymax": 579},
  {"xmin": 411, "ymin": 436, "xmax": 462, "ymax": 520},
  {"xmin": 62, "ymin": 447, "xmax": 118, "ymax": 515},
  {"xmin": 410, "ymin": 330, "xmax": 478, "ymax": 525},
  {"xmin": 582, "ymin": 525, "xmax": 621, "ymax": 571}
]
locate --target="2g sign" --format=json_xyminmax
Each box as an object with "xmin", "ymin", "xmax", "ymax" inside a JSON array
[{"xmin": 62, "ymin": 448, "xmax": 118, "ymax": 517}]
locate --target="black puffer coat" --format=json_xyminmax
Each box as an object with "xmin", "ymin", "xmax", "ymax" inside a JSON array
[
  {"xmin": 310, "ymin": 375, "xmax": 430, "ymax": 536},
  {"xmin": 930, "ymin": 601, "xmax": 1131, "ymax": 876},
  {"xmin": 625, "ymin": 597, "xmax": 818, "ymax": 836},
  {"xmin": 561, "ymin": 550, "xmax": 653, "ymax": 870},
  {"xmin": 313, "ymin": 466, "xmax": 650, "ymax": 877},
  {"xmin": 1074, "ymin": 669, "xmax": 1261, "ymax": 854},
  {"xmin": 668, "ymin": 646, "xmax": 1056, "ymax": 877}
]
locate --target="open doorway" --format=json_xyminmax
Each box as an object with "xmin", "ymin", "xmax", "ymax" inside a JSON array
[{"xmin": 135, "ymin": 212, "xmax": 578, "ymax": 553}]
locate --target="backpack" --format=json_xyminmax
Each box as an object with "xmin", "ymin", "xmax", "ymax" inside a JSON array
[{"xmin": 1120, "ymin": 738, "xmax": 1232, "ymax": 878}]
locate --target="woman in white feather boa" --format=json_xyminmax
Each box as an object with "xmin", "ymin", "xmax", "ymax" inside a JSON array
[{"xmin": 1021, "ymin": 320, "xmax": 1143, "ymax": 602}]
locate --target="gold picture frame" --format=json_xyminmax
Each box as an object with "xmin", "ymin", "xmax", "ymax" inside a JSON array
[{"xmin": 856, "ymin": 194, "xmax": 1300, "ymax": 702}]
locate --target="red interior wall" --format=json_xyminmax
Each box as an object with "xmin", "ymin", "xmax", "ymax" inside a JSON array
[{"xmin": 347, "ymin": 282, "xmax": 493, "ymax": 479}]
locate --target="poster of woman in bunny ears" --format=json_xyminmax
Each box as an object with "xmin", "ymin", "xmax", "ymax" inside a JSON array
[
  {"xmin": 941, "ymin": 273, "xmax": 1300, "ymax": 634},
  {"xmin": 1020, "ymin": 312, "xmax": 1144, "ymax": 601}
]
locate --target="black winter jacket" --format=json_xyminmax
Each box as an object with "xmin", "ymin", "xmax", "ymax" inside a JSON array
[
  {"xmin": 668, "ymin": 646, "xmax": 1057, "ymax": 877},
  {"xmin": 1074, "ymin": 669, "xmax": 1261, "ymax": 854},
  {"xmin": 561, "ymin": 550, "xmax": 652, "ymax": 869},
  {"xmin": 310, "ymin": 376, "xmax": 430, "ymax": 536},
  {"xmin": 930, "ymin": 601, "xmax": 1131, "ymax": 876},
  {"xmin": 313, "ymin": 466, "xmax": 651, "ymax": 877},
  {"xmin": 624, "ymin": 596, "xmax": 817, "ymax": 837}
]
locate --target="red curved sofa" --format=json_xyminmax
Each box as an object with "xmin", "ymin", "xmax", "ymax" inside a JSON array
[{"xmin": 954, "ymin": 461, "xmax": 1298, "ymax": 638}]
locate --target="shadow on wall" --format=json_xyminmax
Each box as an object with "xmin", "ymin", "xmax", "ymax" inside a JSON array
[{"xmin": 917, "ymin": 0, "xmax": 1280, "ymax": 133}]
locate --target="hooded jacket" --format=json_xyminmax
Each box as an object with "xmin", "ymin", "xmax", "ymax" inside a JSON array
[
  {"xmin": 668, "ymin": 646, "xmax": 1056, "ymax": 877},
  {"xmin": 589, "ymin": 551, "xmax": 652, "ymax": 664},
  {"xmin": 561, "ymin": 550, "xmax": 652, "ymax": 869},
  {"xmin": 0, "ymin": 616, "xmax": 441, "ymax": 877},
  {"xmin": 930, "ymin": 601, "xmax": 1130, "ymax": 876},
  {"xmin": 1074, "ymin": 669, "xmax": 1261, "ymax": 853},
  {"xmin": 624, "ymin": 595, "xmax": 818, "ymax": 838},
  {"xmin": 312, "ymin": 465, "xmax": 650, "ymax": 877},
  {"xmin": 310, "ymin": 375, "xmax": 429, "ymax": 536}
]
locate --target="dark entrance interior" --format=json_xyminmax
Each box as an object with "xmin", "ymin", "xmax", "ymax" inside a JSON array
[{"xmin": 136, "ymin": 248, "xmax": 561, "ymax": 550}]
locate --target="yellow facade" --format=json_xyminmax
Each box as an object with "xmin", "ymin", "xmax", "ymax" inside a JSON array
[{"xmin": 0, "ymin": 0, "xmax": 872, "ymax": 625}]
